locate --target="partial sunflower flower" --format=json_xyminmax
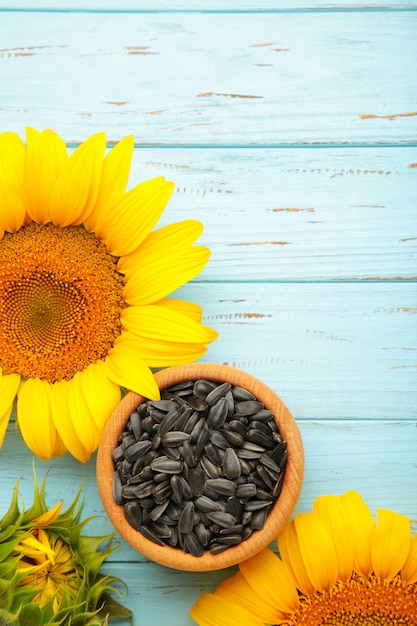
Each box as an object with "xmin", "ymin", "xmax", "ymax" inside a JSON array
[
  {"xmin": 0, "ymin": 128, "xmax": 218, "ymax": 461},
  {"xmin": 190, "ymin": 490, "xmax": 417, "ymax": 625},
  {"xmin": 0, "ymin": 469, "xmax": 131, "ymax": 625}
]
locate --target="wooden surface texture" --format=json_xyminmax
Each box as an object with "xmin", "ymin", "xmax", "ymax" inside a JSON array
[{"xmin": 0, "ymin": 2, "xmax": 416, "ymax": 625}]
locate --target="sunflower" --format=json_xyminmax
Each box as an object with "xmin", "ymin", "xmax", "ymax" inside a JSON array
[
  {"xmin": 0, "ymin": 128, "xmax": 217, "ymax": 461},
  {"xmin": 190, "ymin": 490, "xmax": 417, "ymax": 625},
  {"xmin": 0, "ymin": 470, "xmax": 131, "ymax": 624}
]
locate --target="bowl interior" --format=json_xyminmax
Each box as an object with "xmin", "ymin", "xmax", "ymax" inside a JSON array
[{"xmin": 97, "ymin": 363, "xmax": 304, "ymax": 571}]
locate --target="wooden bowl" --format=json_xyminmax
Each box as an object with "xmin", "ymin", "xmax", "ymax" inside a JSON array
[{"xmin": 97, "ymin": 363, "xmax": 304, "ymax": 571}]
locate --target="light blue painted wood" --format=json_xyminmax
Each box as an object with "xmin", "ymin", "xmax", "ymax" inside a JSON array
[
  {"xmin": 126, "ymin": 147, "xmax": 417, "ymax": 281},
  {"xmin": 0, "ymin": 11, "xmax": 416, "ymax": 145},
  {"xmin": 2, "ymin": 419, "xmax": 416, "ymax": 562},
  {"xmin": 1, "ymin": 1, "xmax": 417, "ymax": 9},
  {"xmin": 0, "ymin": 3, "xmax": 415, "ymax": 626}
]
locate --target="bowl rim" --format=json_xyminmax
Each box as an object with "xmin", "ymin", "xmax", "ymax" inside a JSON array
[{"xmin": 97, "ymin": 362, "xmax": 304, "ymax": 571}]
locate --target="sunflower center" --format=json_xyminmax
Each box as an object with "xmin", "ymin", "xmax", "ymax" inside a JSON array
[
  {"xmin": 286, "ymin": 574, "xmax": 417, "ymax": 625},
  {"xmin": 0, "ymin": 222, "xmax": 125, "ymax": 382}
]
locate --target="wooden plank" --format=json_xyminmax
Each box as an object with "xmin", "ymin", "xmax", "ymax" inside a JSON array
[
  {"xmin": 133, "ymin": 147, "xmax": 415, "ymax": 281},
  {"xmin": 4, "ymin": 282, "xmax": 415, "ymax": 423},
  {"xmin": 0, "ymin": 12, "xmax": 416, "ymax": 145},
  {"xmin": 1, "ymin": 2, "xmax": 416, "ymax": 10},
  {"xmin": 182, "ymin": 282, "xmax": 417, "ymax": 421},
  {"xmin": 1, "ymin": 419, "xmax": 416, "ymax": 565}
]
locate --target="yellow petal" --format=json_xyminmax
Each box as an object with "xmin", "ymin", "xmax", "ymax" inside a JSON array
[
  {"xmin": 155, "ymin": 297, "xmax": 203, "ymax": 323},
  {"xmin": 278, "ymin": 520, "xmax": 315, "ymax": 595},
  {"xmin": 48, "ymin": 132, "xmax": 106, "ymax": 227},
  {"xmin": 215, "ymin": 571, "xmax": 286, "ymax": 624},
  {"xmin": 50, "ymin": 380, "xmax": 91, "ymax": 463},
  {"xmin": 239, "ymin": 547, "xmax": 300, "ymax": 615},
  {"xmin": 67, "ymin": 371, "xmax": 101, "ymax": 454},
  {"xmin": 103, "ymin": 177, "xmax": 175, "ymax": 257},
  {"xmin": 84, "ymin": 134, "xmax": 134, "ymax": 235},
  {"xmin": 0, "ymin": 370, "xmax": 20, "ymax": 447},
  {"xmin": 32, "ymin": 502, "xmax": 63, "ymax": 527},
  {"xmin": 118, "ymin": 219, "xmax": 204, "ymax": 278},
  {"xmin": 123, "ymin": 244, "xmax": 210, "ymax": 306},
  {"xmin": 371, "ymin": 508, "xmax": 411, "ymax": 580},
  {"xmin": 190, "ymin": 592, "xmax": 264, "ymax": 626},
  {"xmin": 293, "ymin": 512, "xmax": 338, "ymax": 592},
  {"xmin": 401, "ymin": 532, "xmax": 417, "ymax": 583},
  {"xmin": 124, "ymin": 335, "xmax": 208, "ymax": 367},
  {"xmin": 105, "ymin": 333, "xmax": 160, "ymax": 399},
  {"xmin": 0, "ymin": 131, "xmax": 26, "ymax": 232},
  {"xmin": 121, "ymin": 304, "xmax": 214, "ymax": 344},
  {"xmin": 18, "ymin": 533, "xmax": 55, "ymax": 562},
  {"xmin": 17, "ymin": 378, "xmax": 59, "ymax": 460},
  {"xmin": 78, "ymin": 360, "xmax": 121, "ymax": 432},
  {"xmin": 24, "ymin": 127, "xmax": 68, "ymax": 224},
  {"xmin": 312, "ymin": 494, "xmax": 354, "ymax": 582},
  {"xmin": 340, "ymin": 490, "xmax": 375, "ymax": 577}
]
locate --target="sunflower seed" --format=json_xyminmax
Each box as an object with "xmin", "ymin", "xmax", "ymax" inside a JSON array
[
  {"xmin": 248, "ymin": 409, "xmax": 274, "ymax": 423},
  {"xmin": 178, "ymin": 502, "xmax": 195, "ymax": 534},
  {"xmin": 207, "ymin": 397, "xmax": 229, "ymax": 429},
  {"xmin": 150, "ymin": 457, "xmax": 183, "ymax": 474},
  {"xmin": 206, "ymin": 511, "xmax": 236, "ymax": 528},
  {"xmin": 184, "ymin": 530, "xmax": 204, "ymax": 557},
  {"xmin": 195, "ymin": 495, "xmax": 221, "ymax": 513},
  {"xmin": 161, "ymin": 431, "xmax": 190, "ymax": 447},
  {"xmin": 193, "ymin": 379, "xmax": 217, "ymax": 400},
  {"xmin": 112, "ymin": 472, "xmax": 123, "ymax": 504},
  {"xmin": 235, "ymin": 400, "xmax": 264, "ymax": 416},
  {"xmin": 226, "ymin": 496, "xmax": 243, "ymax": 521},
  {"xmin": 209, "ymin": 542, "xmax": 230, "ymax": 555},
  {"xmin": 199, "ymin": 455, "xmax": 221, "ymax": 479},
  {"xmin": 124, "ymin": 502, "xmax": 143, "ymax": 530},
  {"xmin": 205, "ymin": 382, "xmax": 232, "ymax": 406},
  {"xmin": 150, "ymin": 521, "xmax": 172, "ymax": 539},
  {"xmin": 216, "ymin": 534, "xmax": 242, "ymax": 546},
  {"xmin": 188, "ymin": 466, "xmax": 206, "ymax": 497},
  {"xmin": 158, "ymin": 408, "xmax": 181, "ymax": 435},
  {"xmin": 250, "ymin": 507, "xmax": 270, "ymax": 530},
  {"xmin": 112, "ymin": 444, "xmax": 125, "ymax": 464},
  {"xmin": 205, "ymin": 478, "xmax": 237, "ymax": 496},
  {"xmin": 231, "ymin": 386, "xmax": 256, "ymax": 402},
  {"xmin": 246, "ymin": 429, "xmax": 275, "ymax": 450},
  {"xmin": 223, "ymin": 448, "xmax": 241, "ymax": 480},
  {"xmin": 235, "ymin": 483, "xmax": 257, "ymax": 500},
  {"xmin": 244, "ymin": 499, "xmax": 273, "ymax": 512},
  {"xmin": 222, "ymin": 428, "xmax": 244, "ymax": 447},
  {"xmin": 140, "ymin": 525, "xmax": 165, "ymax": 546}
]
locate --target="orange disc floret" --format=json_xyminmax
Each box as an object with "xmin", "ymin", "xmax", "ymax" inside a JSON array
[{"xmin": 0, "ymin": 222, "xmax": 125, "ymax": 382}]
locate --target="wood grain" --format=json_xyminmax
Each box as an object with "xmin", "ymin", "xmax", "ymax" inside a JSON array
[
  {"xmin": 0, "ymin": 11, "xmax": 416, "ymax": 145},
  {"xmin": 0, "ymin": 3, "xmax": 415, "ymax": 625}
]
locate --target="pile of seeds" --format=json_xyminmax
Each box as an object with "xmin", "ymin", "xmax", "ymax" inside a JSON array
[{"xmin": 112, "ymin": 379, "xmax": 287, "ymax": 556}]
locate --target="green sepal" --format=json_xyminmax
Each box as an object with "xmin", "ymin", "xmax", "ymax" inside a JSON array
[
  {"xmin": 97, "ymin": 593, "xmax": 133, "ymax": 624},
  {"xmin": 0, "ymin": 607, "xmax": 20, "ymax": 626},
  {"xmin": 0, "ymin": 482, "xmax": 21, "ymax": 532},
  {"xmin": 0, "ymin": 534, "xmax": 26, "ymax": 564},
  {"xmin": 15, "ymin": 603, "xmax": 44, "ymax": 626}
]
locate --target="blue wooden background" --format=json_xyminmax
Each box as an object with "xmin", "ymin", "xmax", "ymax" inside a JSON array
[{"xmin": 0, "ymin": 2, "xmax": 416, "ymax": 624}]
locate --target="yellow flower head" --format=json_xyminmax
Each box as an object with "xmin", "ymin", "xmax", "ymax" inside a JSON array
[
  {"xmin": 0, "ymin": 128, "xmax": 217, "ymax": 461},
  {"xmin": 191, "ymin": 490, "xmax": 417, "ymax": 625}
]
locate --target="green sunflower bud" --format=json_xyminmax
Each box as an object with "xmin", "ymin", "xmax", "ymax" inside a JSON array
[{"xmin": 0, "ymin": 467, "xmax": 132, "ymax": 625}]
